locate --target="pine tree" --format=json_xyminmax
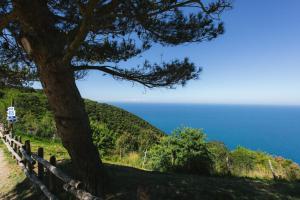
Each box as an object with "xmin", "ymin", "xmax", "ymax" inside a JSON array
[{"xmin": 0, "ymin": 0, "xmax": 231, "ymax": 195}]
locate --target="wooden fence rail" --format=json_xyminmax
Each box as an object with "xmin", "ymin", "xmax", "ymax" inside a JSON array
[{"xmin": 0, "ymin": 125, "xmax": 101, "ymax": 200}]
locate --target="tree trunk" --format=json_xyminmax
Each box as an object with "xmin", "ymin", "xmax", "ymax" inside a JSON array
[
  {"xmin": 37, "ymin": 60, "xmax": 107, "ymax": 196},
  {"xmin": 12, "ymin": 0, "xmax": 107, "ymax": 196}
]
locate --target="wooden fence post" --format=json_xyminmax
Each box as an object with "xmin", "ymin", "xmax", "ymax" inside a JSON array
[
  {"xmin": 10, "ymin": 137, "xmax": 15, "ymax": 159},
  {"xmin": 17, "ymin": 136, "xmax": 22, "ymax": 157},
  {"xmin": 13, "ymin": 136, "xmax": 18, "ymax": 162},
  {"xmin": 142, "ymin": 149, "xmax": 148, "ymax": 168},
  {"xmin": 38, "ymin": 147, "xmax": 44, "ymax": 180},
  {"xmin": 226, "ymin": 156, "xmax": 232, "ymax": 176},
  {"xmin": 17, "ymin": 136, "xmax": 22, "ymax": 143},
  {"xmin": 268, "ymin": 159, "xmax": 277, "ymax": 179},
  {"xmin": 25, "ymin": 140, "xmax": 33, "ymax": 173},
  {"xmin": 21, "ymin": 144, "xmax": 26, "ymax": 166},
  {"xmin": 49, "ymin": 156, "xmax": 56, "ymax": 193},
  {"xmin": 13, "ymin": 136, "xmax": 17, "ymax": 151},
  {"xmin": 9, "ymin": 130, "xmax": 13, "ymax": 139}
]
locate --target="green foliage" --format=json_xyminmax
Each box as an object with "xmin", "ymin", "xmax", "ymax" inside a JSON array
[
  {"xmin": 85, "ymin": 99, "xmax": 163, "ymax": 143},
  {"xmin": 207, "ymin": 141, "xmax": 231, "ymax": 175},
  {"xmin": 0, "ymin": 87, "xmax": 163, "ymax": 154},
  {"xmin": 1, "ymin": 1, "xmax": 230, "ymax": 89},
  {"xmin": 231, "ymin": 146, "xmax": 258, "ymax": 172},
  {"xmin": 274, "ymin": 157, "xmax": 300, "ymax": 180},
  {"xmin": 0, "ymin": 64, "xmax": 36, "ymax": 87},
  {"xmin": 85, "ymin": 99, "xmax": 163, "ymax": 153},
  {"xmin": 0, "ymin": 88, "xmax": 56, "ymax": 137},
  {"xmin": 147, "ymin": 136, "xmax": 173, "ymax": 172},
  {"xmin": 230, "ymin": 147, "xmax": 270, "ymax": 176},
  {"xmin": 148, "ymin": 127, "xmax": 214, "ymax": 175},
  {"xmin": 91, "ymin": 121, "xmax": 116, "ymax": 157},
  {"xmin": 1, "ymin": 87, "xmax": 300, "ymax": 180},
  {"xmin": 229, "ymin": 147, "xmax": 300, "ymax": 180},
  {"xmin": 115, "ymin": 132, "xmax": 139, "ymax": 157}
]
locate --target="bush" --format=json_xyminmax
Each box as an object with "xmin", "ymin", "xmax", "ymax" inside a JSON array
[
  {"xmin": 274, "ymin": 156, "xmax": 300, "ymax": 180},
  {"xmin": 115, "ymin": 132, "xmax": 139, "ymax": 157},
  {"xmin": 207, "ymin": 141, "xmax": 231, "ymax": 175},
  {"xmin": 230, "ymin": 147, "xmax": 277, "ymax": 179},
  {"xmin": 91, "ymin": 121, "xmax": 117, "ymax": 157},
  {"xmin": 231, "ymin": 147, "xmax": 257, "ymax": 173},
  {"xmin": 148, "ymin": 127, "xmax": 214, "ymax": 175}
]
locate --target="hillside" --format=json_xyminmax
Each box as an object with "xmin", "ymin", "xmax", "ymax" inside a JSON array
[
  {"xmin": 1, "ymin": 87, "xmax": 300, "ymax": 181},
  {"xmin": 0, "ymin": 87, "xmax": 164, "ymax": 153},
  {"xmin": 1, "ymin": 87, "xmax": 300, "ymax": 199}
]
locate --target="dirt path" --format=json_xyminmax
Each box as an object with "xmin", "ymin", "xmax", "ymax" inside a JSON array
[
  {"xmin": 0, "ymin": 145, "xmax": 37, "ymax": 200},
  {"xmin": 0, "ymin": 148, "xmax": 10, "ymax": 181},
  {"xmin": 0, "ymin": 147, "xmax": 12, "ymax": 194},
  {"xmin": 0, "ymin": 125, "xmax": 12, "ymax": 192}
]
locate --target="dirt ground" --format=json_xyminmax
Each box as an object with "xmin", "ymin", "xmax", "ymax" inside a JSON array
[
  {"xmin": 0, "ymin": 148, "xmax": 12, "ymax": 195},
  {"xmin": 0, "ymin": 146, "xmax": 39, "ymax": 200}
]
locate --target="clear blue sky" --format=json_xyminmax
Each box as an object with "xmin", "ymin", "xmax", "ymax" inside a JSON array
[{"xmin": 74, "ymin": 0, "xmax": 300, "ymax": 105}]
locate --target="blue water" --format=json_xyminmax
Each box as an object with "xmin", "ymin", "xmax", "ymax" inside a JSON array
[{"xmin": 111, "ymin": 103, "xmax": 300, "ymax": 164}]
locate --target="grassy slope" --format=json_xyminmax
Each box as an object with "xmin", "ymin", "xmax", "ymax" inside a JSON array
[
  {"xmin": 0, "ymin": 87, "xmax": 163, "ymax": 140},
  {"xmin": 85, "ymin": 99, "xmax": 163, "ymax": 138}
]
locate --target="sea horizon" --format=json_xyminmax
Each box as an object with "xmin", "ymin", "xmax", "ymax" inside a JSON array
[
  {"xmin": 102, "ymin": 101, "xmax": 300, "ymax": 107},
  {"xmin": 108, "ymin": 102, "xmax": 300, "ymax": 164}
]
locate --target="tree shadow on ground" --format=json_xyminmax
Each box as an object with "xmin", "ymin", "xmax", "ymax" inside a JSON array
[
  {"xmin": 0, "ymin": 178, "xmax": 43, "ymax": 200},
  {"xmin": 104, "ymin": 164, "xmax": 300, "ymax": 200},
  {"xmin": 2, "ymin": 162, "xmax": 300, "ymax": 200}
]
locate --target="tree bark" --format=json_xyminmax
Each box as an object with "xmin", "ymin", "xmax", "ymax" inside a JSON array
[
  {"xmin": 12, "ymin": 1, "xmax": 107, "ymax": 195},
  {"xmin": 37, "ymin": 61, "xmax": 107, "ymax": 196}
]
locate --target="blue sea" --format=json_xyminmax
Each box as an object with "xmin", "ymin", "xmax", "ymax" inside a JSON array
[{"xmin": 112, "ymin": 103, "xmax": 300, "ymax": 164}]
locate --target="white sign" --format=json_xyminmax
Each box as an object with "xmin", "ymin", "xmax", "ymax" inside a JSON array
[
  {"xmin": 7, "ymin": 107, "xmax": 17, "ymax": 123},
  {"xmin": 7, "ymin": 110, "xmax": 16, "ymax": 117}
]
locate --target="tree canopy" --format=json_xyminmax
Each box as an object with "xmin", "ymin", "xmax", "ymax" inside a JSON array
[
  {"xmin": 1, "ymin": 0, "xmax": 231, "ymax": 88},
  {"xmin": 0, "ymin": 1, "xmax": 231, "ymax": 194}
]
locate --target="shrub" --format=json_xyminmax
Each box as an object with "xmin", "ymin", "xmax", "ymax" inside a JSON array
[
  {"xmin": 230, "ymin": 147, "xmax": 278, "ymax": 178},
  {"xmin": 286, "ymin": 163, "xmax": 300, "ymax": 180},
  {"xmin": 147, "ymin": 137, "xmax": 173, "ymax": 172},
  {"xmin": 91, "ymin": 121, "xmax": 117, "ymax": 157},
  {"xmin": 207, "ymin": 141, "xmax": 231, "ymax": 175},
  {"xmin": 115, "ymin": 131, "xmax": 139, "ymax": 157},
  {"xmin": 148, "ymin": 127, "xmax": 214, "ymax": 175},
  {"xmin": 231, "ymin": 146, "xmax": 257, "ymax": 174}
]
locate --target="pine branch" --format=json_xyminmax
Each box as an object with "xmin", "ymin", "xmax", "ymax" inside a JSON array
[
  {"xmin": 0, "ymin": 12, "xmax": 16, "ymax": 33},
  {"xmin": 72, "ymin": 58, "xmax": 201, "ymax": 88},
  {"xmin": 72, "ymin": 65, "xmax": 152, "ymax": 87},
  {"xmin": 62, "ymin": 0, "xmax": 99, "ymax": 63}
]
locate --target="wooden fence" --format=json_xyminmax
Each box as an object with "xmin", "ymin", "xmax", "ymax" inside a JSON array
[{"xmin": 0, "ymin": 125, "xmax": 102, "ymax": 200}]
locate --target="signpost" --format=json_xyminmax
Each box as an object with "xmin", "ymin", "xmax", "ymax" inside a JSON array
[
  {"xmin": 6, "ymin": 106, "xmax": 17, "ymax": 136},
  {"xmin": 7, "ymin": 106, "xmax": 17, "ymax": 123}
]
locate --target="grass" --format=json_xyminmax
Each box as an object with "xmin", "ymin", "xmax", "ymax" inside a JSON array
[
  {"xmin": 17, "ymin": 134, "xmax": 146, "ymax": 170},
  {"xmin": 18, "ymin": 134, "xmax": 69, "ymax": 161},
  {"xmin": 1, "ymin": 134, "xmax": 300, "ymax": 199}
]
